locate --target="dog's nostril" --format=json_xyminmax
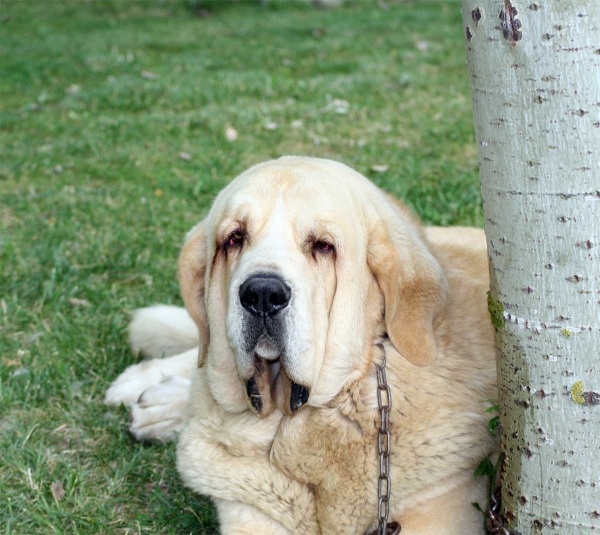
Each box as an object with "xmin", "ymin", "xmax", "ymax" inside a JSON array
[
  {"xmin": 240, "ymin": 289, "xmax": 258, "ymax": 311},
  {"xmin": 269, "ymin": 292, "xmax": 287, "ymax": 307},
  {"xmin": 239, "ymin": 275, "xmax": 291, "ymax": 316}
]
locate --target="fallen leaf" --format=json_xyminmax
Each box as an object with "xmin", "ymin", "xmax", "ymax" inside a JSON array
[
  {"xmin": 154, "ymin": 189, "xmax": 164, "ymax": 197},
  {"xmin": 71, "ymin": 381, "xmax": 84, "ymax": 398},
  {"xmin": 321, "ymin": 98, "xmax": 349, "ymax": 115},
  {"xmin": 51, "ymin": 481, "xmax": 65, "ymax": 501},
  {"xmin": 68, "ymin": 298, "xmax": 90, "ymax": 307},
  {"xmin": 25, "ymin": 332, "xmax": 44, "ymax": 344},
  {"xmin": 334, "ymin": 100, "xmax": 349, "ymax": 114},
  {"xmin": 141, "ymin": 70, "xmax": 159, "ymax": 80},
  {"xmin": 10, "ymin": 367, "xmax": 30, "ymax": 378},
  {"xmin": 371, "ymin": 165, "xmax": 389, "ymax": 173},
  {"xmin": 178, "ymin": 152, "xmax": 192, "ymax": 161},
  {"xmin": 225, "ymin": 127, "xmax": 238, "ymax": 142}
]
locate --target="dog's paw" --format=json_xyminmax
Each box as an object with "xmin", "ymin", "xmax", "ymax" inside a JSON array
[
  {"xmin": 104, "ymin": 358, "xmax": 174, "ymax": 408},
  {"xmin": 129, "ymin": 376, "xmax": 191, "ymax": 442}
]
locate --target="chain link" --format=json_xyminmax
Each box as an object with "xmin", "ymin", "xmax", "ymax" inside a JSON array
[
  {"xmin": 365, "ymin": 344, "xmax": 518, "ymax": 535},
  {"xmin": 486, "ymin": 480, "xmax": 520, "ymax": 535},
  {"xmin": 368, "ymin": 343, "xmax": 401, "ymax": 535}
]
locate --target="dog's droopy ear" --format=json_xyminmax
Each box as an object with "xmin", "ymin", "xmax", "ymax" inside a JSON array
[
  {"xmin": 367, "ymin": 207, "xmax": 447, "ymax": 366},
  {"xmin": 178, "ymin": 223, "xmax": 210, "ymax": 367}
]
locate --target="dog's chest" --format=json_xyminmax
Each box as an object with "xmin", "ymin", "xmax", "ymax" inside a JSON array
[
  {"xmin": 271, "ymin": 404, "xmax": 377, "ymax": 483},
  {"xmin": 270, "ymin": 408, "xmax": 329, "ymax": 484},
  {"xmin": 270, "ymin": 405, "xmax": 380, "ymax": 534}
]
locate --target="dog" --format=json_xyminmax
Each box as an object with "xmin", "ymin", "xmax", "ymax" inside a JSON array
[{"xmin": 105, "ymin": 156, "xmax": 497, "ymax": 534}]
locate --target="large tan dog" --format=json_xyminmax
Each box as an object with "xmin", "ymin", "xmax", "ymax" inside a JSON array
[{"xmin": 105, "ymin": 156, "xmax": 497, "ymax": 534}]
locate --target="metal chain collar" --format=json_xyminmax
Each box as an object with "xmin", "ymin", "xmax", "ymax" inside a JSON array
[
  {"xmin": 486, "ymin": 471, "xmax": 520, "ymax": 535},
  {"xmin": 368, "ymin": 343, "xmax": 401, "ymax": 535},
  {"xmin": 367, "ymin": 343, "xmax": 517, "ymax": 535}
]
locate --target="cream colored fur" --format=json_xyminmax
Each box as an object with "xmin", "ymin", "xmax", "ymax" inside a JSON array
[
  {"xmin": 128, "ymin": 304, "xmax": 199, "ymax": 359},
  {"xmin": 105, "ymin": 157, "xmax": 497, "ymax": 534}
]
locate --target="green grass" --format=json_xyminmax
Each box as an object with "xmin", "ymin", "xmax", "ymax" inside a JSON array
[{"xmin": 0, "ymin": 1, "xmax": 480, "ymax": 532}]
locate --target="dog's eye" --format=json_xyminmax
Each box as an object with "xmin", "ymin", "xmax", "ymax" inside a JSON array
[
  {"xmin": 226, "ymin": 231, "xmax": 244, "ymax": 248},
  {"xmin": 314, "ymin": 240, "xmax": 334, "ymax": 253}
]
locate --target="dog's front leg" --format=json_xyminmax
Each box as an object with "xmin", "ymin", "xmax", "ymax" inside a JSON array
[
  {"xmin": 271, "ymin": 406, "xmax": 378, "ymax": 535},
  {"xmin": 177, "ymin": 417, "xmax": 320, "ymax": 535},
  {"xmin": 213, "ymin": 499, "xmax": 292, "ymax": 535}
]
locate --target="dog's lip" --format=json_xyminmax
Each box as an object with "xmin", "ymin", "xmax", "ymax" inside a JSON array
[
  {"xmin": 254, "ymin": 336, "xmax": 280, "ymax": 361},
  {"xmin": 289, "ymin": 382, "xmax": 309, "ymax": 413},
  {"xmin": 244, "ymin": 354, "xmax": 310, "ymax": 416},
  {"xmin": 244, "ymin": 354, "xmax": 279, "ymax": 417}
]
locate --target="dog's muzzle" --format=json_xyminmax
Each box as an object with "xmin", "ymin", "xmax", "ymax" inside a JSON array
[{"xmin": 239, "ymin": 273, "xmax": 309, "ymax": 417}]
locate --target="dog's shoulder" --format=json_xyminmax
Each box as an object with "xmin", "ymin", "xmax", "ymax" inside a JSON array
[{"xmin": 425, "ymin": 226, "xmax": 488, "ymax": 283}]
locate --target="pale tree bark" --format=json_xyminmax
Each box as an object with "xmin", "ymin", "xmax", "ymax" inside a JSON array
[{"xmin": 460, "ymin": 1, "xmax": 600, "ymax": 533}]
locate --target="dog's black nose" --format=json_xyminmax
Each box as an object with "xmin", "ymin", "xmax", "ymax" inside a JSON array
[{"xmin": 239, "ymin": 275, "xmax": 291, "ymax": 317}]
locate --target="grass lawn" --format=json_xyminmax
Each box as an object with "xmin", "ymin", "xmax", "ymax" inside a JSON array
[{"xmin": 0, "ymin": 1, "xmax": 481, "ymax": 533}]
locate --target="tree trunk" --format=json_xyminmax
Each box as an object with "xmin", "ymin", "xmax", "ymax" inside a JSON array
[{"xmin": 460, "ymin": 1, "xmax": 600, "ymax": 533}]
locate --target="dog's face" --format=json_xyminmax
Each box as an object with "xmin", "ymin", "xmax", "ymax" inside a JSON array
[{"xmin": 179, "ymin": 157, "xmax": 447, "ymax": 416}]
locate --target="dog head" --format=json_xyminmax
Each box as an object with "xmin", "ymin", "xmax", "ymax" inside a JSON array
[{"xmin": 179, "ymin": 157, "xmax": 447, "ymax": 416}]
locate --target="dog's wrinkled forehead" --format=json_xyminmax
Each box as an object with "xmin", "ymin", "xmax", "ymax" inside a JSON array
[
  {"xmin": 223, "ymin": 165, "xmax": 346, "ymax": 214},
  {"xmin": 208, "ymin": 161, "xmax": 364, "ymax": 244}
]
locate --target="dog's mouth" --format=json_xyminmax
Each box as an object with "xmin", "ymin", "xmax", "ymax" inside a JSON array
[{"xmin": 244, "ymin": 354, "xmax": 309, "ymax": 418}]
